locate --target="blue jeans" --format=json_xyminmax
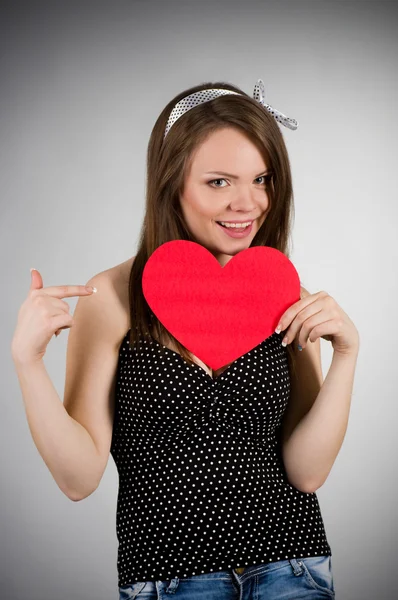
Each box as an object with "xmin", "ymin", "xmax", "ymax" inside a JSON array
[{"xmin": 119, "ymin": 555, "xmax": 335, "ymax": 599}]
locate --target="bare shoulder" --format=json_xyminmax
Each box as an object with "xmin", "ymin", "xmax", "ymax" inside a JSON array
[{"xmin": 85, "ymin": 255, "xmax": 135, "ymax": 342}]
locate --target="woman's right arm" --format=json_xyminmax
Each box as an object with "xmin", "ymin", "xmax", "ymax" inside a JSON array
[{"xmin": 12, "ymin": 268, "xmax": 127, "ymax": 501}]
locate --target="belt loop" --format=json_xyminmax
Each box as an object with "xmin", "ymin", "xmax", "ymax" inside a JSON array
[
  {"xmin": 165, "ymin": 577, "xmax": 179, "ymax": 593},
  {"xmin": 289, "ymin": 558, "xmax": 304, "ymax": 576}
]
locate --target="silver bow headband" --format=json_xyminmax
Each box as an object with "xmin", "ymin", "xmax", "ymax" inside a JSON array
[{"xmin": 164, "ymin": 79, "xmax": 298, "ymax": 139}]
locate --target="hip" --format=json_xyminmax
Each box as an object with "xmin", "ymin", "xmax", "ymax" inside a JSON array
[{"xmin": 119, "ymin": 554, "xmax": 335, "ymax": 599}]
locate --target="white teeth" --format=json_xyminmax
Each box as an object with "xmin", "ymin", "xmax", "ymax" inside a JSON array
[{"xmin": 219, "ymin": 221, "xmax": 252, "ymax": 229}]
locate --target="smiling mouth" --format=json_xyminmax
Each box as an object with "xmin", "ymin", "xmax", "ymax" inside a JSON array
[
  {"xmin": 215, "ymin": 219, "xmax": 254, "ymax": 228},
  {"xmin": 215, "ymin": 220, "xmax": 254, "ymax": 237},
  {"xmin": 217, "ymin": 222, "xmax": 251, "ymax": 229}
]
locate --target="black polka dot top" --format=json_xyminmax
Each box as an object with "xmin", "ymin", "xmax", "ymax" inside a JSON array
[{"xmin": 110, "ymin": 328, "xmax": 332, "ymax": 588}]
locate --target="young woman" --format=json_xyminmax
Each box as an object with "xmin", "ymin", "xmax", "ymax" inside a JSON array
[{"xmin": 12, "ymin": 79, "xmax": 359, "ymax": 599}]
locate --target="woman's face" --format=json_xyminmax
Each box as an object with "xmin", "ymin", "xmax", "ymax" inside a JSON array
[{"xmin": 179, "ymin": 127, "xmax": 271, "ymax": 267}]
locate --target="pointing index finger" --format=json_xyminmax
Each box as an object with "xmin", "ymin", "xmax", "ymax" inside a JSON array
[{"xmin": 43, "ymin": 285, "xmax": 97, "ymax": 298}]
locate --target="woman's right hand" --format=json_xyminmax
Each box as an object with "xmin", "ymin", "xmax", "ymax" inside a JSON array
[{"xmin": 11, "ymin": 268, "xmax": 97, "ymax": 365}]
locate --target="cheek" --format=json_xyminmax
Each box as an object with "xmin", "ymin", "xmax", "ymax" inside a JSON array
[
  {"xmin": 181, "ymin": 199, "xmax": 215, "ymax": 233},
  {"xmin": 190, "ymin": 196, "xmax": 216, "ymax": 219}
]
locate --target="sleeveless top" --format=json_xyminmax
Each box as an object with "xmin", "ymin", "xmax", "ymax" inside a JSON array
[{"xmin": 110, "ymin": 328, "xmax": 332, "ymax": 588}]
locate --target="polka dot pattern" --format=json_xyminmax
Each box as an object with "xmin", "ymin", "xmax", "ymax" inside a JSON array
[
  {"xmin": 164, "ymin": 89, "xmax": 239, "ymax": 138},
  {"xmin": 110, "ymin": 329, "xmax": 332, "ymax": 588},
  {"xmin": 163, "ymin": 79, "xmax": 298, "ymax": 140}
]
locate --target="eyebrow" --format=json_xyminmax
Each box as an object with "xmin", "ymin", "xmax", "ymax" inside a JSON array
[{"xmin": 204, "ymin": 169, "xmax": 270, "ymax": 179}]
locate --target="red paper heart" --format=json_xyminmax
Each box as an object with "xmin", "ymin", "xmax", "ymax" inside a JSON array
[{"xmin": 142, "ymin": 241, "xmax": 301, "ymax": 370}]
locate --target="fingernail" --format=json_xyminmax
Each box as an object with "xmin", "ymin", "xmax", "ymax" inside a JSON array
[
  {"xmin": 30, "ymin": 268, "xmax": 36, "ymax": 273},
  {"xmin": 275, "ymin": 325, "xmax": 282, "ymax": 334},
  {"xmin": 281, "ymin": 338, "xmax": 288, "ymax": 347},
  {"xmin": 85, "ymin": 286, "xmax": 97, "ymax": 293}
]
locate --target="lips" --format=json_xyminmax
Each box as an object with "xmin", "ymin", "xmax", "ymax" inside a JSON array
[{"xmin": 216, "ymin": 220, "xmax": 253, "ymax": 237}]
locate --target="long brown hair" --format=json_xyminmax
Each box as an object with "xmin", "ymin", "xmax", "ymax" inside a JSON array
[{"xmin": 128, "ymin": 80, "xmax": 301, "ymax": 377}]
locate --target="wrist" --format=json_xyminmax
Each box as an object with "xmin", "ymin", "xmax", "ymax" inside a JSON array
[
  {"xmin": 333, "ymin": 347, "xmax": 359, "ymax": 360},
  {"xmin": 13, "ymin": 355, "xmax": 44, "ymax": 370}
]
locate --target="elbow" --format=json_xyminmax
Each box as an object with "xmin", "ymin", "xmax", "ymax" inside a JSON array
[
  {"xmin": 282, "ymin": 455, "xmax": 325, "ymax": 494},
  {"xmin": 299, "ymin": 478, "xmax": 326, "ymax": 494},
  {"xmin": 63, "ymin": 484, "xmax": 98, "ymax": 502},
  {"xmin": 293, "ymin": 480, "xmax": 316, "ymax": 494},
  {"xmin": 63, "ymin": 488, "xmax": 84, "ymax": 502},
  {"xmin": 69, "ymin": 494, "xmax": 83, "ymax": 502},
  {"xmin": 286, "ymin": 473, "xmax": 318, "ymax": 494},
  {"xmin": 300, "ymin": 482, "xmax": 318, "ymax": 494}
]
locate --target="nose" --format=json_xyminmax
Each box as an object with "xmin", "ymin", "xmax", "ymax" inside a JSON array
[{"xmin": 229, "ymin": 187, "xmax": 257, "ymax": 212}]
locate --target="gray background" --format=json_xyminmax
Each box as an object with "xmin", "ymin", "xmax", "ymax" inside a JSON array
[{"xmin": 2, "ymin": 1, "xmax": 397, "ymax": 598}]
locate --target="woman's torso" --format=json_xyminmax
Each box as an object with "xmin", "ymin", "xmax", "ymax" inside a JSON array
[{"xmin": 108, "ymin": 257, "xmax": 330, "ymax": 583}]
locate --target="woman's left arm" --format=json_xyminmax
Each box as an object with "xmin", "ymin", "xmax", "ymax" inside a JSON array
[{"xmin": 277, "ymin": 289, "xmax": 360, "ymax": 493}]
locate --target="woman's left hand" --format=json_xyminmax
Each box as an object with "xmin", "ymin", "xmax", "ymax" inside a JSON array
[{"xmin": 275, "ymin": 290, "xmax": 359, "ymax": 356}]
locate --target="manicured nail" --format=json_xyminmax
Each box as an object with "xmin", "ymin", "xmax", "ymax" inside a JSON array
[
  {"xmin": 281, "ymin": 337, "xmax": 288, "ymax": 347},
  {"xmin": 85, "ymin": 286, "xmax": 97, "ymax": 293},
  {"xmin": 275, "ymin": 325, "xmax": 282, "ymax": 334}
]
